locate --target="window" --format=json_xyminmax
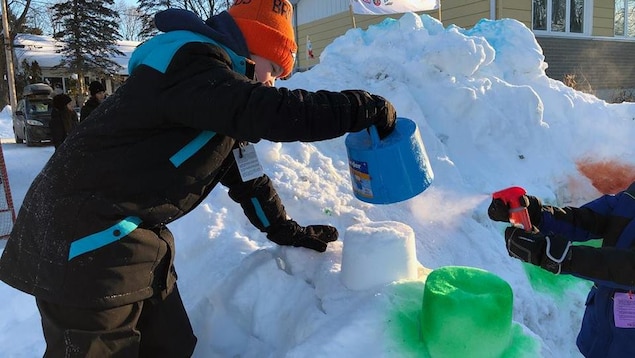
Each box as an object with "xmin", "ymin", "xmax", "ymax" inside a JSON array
[
  {"xmin": 28, "ymin": 100, "xmax": 50, "ymax": 114},
  {"xmin": 533, "ymin": 0, "xmax": 585, "ymax": 34},
  {"xmin": 615, "ymin": 0, "xmax": 635, "ymax": 37}
]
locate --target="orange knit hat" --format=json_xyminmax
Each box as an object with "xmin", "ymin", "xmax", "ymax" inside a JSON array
[{"xmin": 229, "ymin": 0, "xmax": 297, "ymax": 77}]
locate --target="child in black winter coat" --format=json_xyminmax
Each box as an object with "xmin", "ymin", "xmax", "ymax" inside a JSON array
[
  {"xmin": 488, "ymin": 184, "xmax": 635, "ymax": 358},
  {"xmin": 49, "ymin": 93, "xmax": 78, "ymax": 149},
  {"xmin": 0, "ymin": 0, "xmax": 397, "ymax": 356},
  {"xmin": 80, "ymin": 81, "xmax": 105, "ymax": 121}
]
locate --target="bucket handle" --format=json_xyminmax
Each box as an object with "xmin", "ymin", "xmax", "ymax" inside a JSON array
[{"xmin": 369, "ymin": 125, "xmax": 381, "ymax": 149}]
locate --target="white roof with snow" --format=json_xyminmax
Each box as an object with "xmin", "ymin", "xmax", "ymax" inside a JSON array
[{"xmin": 13, "ymin": 34, "xmax": 140, "ymax": 75}]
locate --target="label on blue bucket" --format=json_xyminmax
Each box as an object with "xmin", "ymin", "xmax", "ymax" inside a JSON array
[{"xmin": 349, "ymin": 159, "xmax": 373, "ymax": 199}]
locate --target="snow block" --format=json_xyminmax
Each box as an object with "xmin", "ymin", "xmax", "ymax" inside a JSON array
[
  {"xmin": 341, "ymin": 221, "xmax": 419, "ymax": 290},
  {"xmin": 420, "ymin": 266, "xmax": 513, "ymax": 358}
]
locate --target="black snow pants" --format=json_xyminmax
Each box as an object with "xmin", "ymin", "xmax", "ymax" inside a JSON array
[{"xmin": 36, "ymin": 284, "xmax": 197, "ymax": 357}]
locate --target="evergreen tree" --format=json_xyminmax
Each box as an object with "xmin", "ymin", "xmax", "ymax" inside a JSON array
[
  {"xmin": 15, "ymin": 60, "xmax": 43, "ymax": 96},
  {"xmin": 51, "ymin": 0, "xmax": 124, "ymax": 96}
]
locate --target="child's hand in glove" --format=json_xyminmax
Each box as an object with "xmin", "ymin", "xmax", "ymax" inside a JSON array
[{"xmin": 267, "ymin": 220, "xmax": 338, "ymax": 252}]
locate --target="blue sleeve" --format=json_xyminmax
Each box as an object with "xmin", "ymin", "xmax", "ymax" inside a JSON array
[{"xmin": 539, "ymin": 194, "xmax": 619, "ymax": 242}]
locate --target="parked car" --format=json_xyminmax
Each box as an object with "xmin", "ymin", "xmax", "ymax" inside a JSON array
[{"xmin": 13, "ymin": 83, "xmax": 54, "ymax": 146}]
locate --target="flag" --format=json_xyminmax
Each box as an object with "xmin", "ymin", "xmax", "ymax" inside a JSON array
[
  {"xmin": 306, "ymin": 36, "xmax": 315, "ymax": 60},
  {"xmin": 349, "ymin": 0, "xmax": 439, "ymax": 15}
]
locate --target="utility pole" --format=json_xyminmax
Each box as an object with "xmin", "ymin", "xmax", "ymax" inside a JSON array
[{"xmin": 1, "ymin": 0, "xmax": 17, "ymax": 110}]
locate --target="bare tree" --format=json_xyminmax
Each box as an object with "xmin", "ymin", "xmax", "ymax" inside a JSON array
[
  {"xmin": 0, "ymin": 0, "xmax": 33, "ymax": 107},
  {"xmin": 115, "ymin": 0, "xmax": 145, "ymax": 41},
  {"xmin": 46, "ymin": 4, "xmax": 63, "ymax": 36},
  {"xmin": 135, "ymin": 0, "xmax": 231, "ymax": 39}
]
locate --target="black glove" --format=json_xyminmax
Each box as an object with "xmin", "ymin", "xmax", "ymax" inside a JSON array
[
  {"xmin": 504, "ymin": 227, "xmax": 572, "ymax": 274},
  {"xmin": 266, "ymin": 219, "xmax": 339, "ymax": 252},
  {"xmin": 488, "ymin": 195, "xmax": 542, "ymax": 226},
  {"xmin": 342, "ymin": 90, "xmax": 396, "ymax": 139},
  {"xmin": 368, "ymin": 95, "xmax": 396, "ymax": 139}
]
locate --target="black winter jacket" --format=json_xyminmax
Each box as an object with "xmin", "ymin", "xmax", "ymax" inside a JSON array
[
  {"xmin": 50, "ymin": 107, "xmax": 78, "ymax": 148},
  {"xmin": 0, "ymin": 10, "xmax": 385, "ymax": 308},
  {"xmin": 79, "ymin": 97, "xmax": 100, "ymax": 122}
]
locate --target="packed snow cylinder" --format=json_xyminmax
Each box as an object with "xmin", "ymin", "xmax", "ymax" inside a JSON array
[
  {"xmin": 420, "ymin": 266, "xmax": 513, "ymax": 358},
  {"xmin": 345, "ymin": 117, "xmax": 433, "ymax": 204},
  {"xmin": 341, "ymin": 221, "xmax": 419, "ymax": 290}
]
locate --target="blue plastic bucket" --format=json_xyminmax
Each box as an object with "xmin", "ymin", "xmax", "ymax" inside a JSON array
[{"xmin": 345, "ymin": 117, "xmax": 433, "ymax": 204}]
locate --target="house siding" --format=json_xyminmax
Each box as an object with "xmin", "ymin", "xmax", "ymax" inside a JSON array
[
  {"xmin": 295, "ymin": 8, "xmax": 440, "ymax": 70},
  {"xmin": 440, "ymin": 0, "xmax": 491, "ymax": 29},
  {"xmin": 499, "ymin": 0, "xmax": 532, "ymax": 26},
  {"xmin": 293, "ymin": 0, "xmax": 634, "ymax": 99},
  {"xmin": 536, "ymin": 36, "xmax": 635, "ymax": 93},
  {"xmin": 441, "ymin": 0, "xmax": 531, "ymax": 29},
  {"xmin": 296, "ymin": 0, "xmax": 349, "ymax": 25},
  {"xmin": 593, "ymin": 1, "xmax": 615, "ymax": 36}
]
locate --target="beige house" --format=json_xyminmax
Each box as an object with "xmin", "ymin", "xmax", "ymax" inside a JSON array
[{"xmin": 293, "ymin": 0, "xmax": 635, "ymax": 100}]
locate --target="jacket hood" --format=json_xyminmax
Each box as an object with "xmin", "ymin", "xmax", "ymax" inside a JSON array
[
  {"xmin": 128, "ymin": 10, "xmax": 252, "ymax": 75},
  {"xmin": 154, "ymin": 9, "xmax": 250, "ymax": 58}
]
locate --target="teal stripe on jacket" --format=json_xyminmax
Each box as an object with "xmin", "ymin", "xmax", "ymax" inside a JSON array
[
  {"xmin": 68, "ymin": 216, "xmax": 142, "ymax": 260},
  {"xmin": 170, "ymin": 131, "xmax": 216, "ymax": 167}
]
